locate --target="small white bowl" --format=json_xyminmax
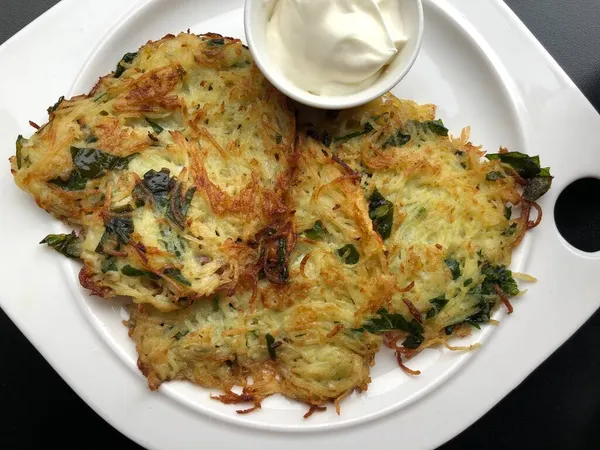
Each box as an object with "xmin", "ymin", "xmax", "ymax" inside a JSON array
[{"xmin": 244, "ymin": 0, "xmax": 424, "ymax": 110}]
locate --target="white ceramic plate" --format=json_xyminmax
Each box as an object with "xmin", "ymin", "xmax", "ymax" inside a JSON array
[{"xmin": 1, "ymin": 0, "xmax": 599, "ymax": 448}]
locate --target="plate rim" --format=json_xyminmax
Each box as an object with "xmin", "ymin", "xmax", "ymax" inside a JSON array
[{"xmin": 1, "ymin": 0, "xmax": 599, "ymax": 448}]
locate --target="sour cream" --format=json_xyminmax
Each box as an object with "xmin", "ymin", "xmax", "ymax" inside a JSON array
[{"xmin": 266, "ymin": 0, "xmax": 408, "ymax": 96}]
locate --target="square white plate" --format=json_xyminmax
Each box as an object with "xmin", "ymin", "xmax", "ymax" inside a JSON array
[{"xmin": 1, "ymin": 0, "xmax": 599, "ymax": 449}]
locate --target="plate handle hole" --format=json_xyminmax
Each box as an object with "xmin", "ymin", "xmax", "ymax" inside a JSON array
[{"xmin": 554, "ymin": 177, "xmax": 600, "ymax": 252}]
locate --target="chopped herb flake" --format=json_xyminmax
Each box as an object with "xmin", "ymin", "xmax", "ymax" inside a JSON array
[
  {"xmin": 337, "ymin": 244, "xmax": 360, "ymax": 265},
  {"xmin": 40, "ymin": 232, "xmax": 82, "ymax": 259}
]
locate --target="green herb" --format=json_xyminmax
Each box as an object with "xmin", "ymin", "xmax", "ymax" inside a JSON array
[
  {"xmin": 465, "ymin": 319, "xmax": 481, "ymax": 330},
  {"xmin": 49, "ymin": 170, "xmax": 87, "ymax": 191},
  {"xmin": 416, "ymin": 207, "xmax": 427, "ymax": 218},
  {"xmin": 524, "ymin": 167, "xmax": 553, "ymax": 201},
  {"xmin": 15, "ymin": 135, "xmax": 27, "ymax": 169},
  {"xmin": 303, "ymin": 220, "xmax": 327, "ymax": 240},
  {"xmin": 145, "ymin": 118, "xmax": 164, "ymax": 134},
  {"xmin": 265, "ymin": 333, "xmax": 278, "ymax": 360},
  {"xmin": 322, "ymin": 131, "xmax": 331, "ymax": 147},
  {"xmin": 208, "ymin": 38, "xmax": 225, "ymax": 46},
  {"xmin": 275, "ymin": 133, "xmax": 282, "ymax": 144},
  {"xmin": 101, "ymin": 257, "xmax": 118, "ymax": 273},
  {"xmin": 359, "ymin": 308, "xmax": 424, "ymax": 349},
  {"xmin": 164, "ymin": 268, "xmax": 191, "ymax": 286},
  {"xmin": 415, "ymin": 119, "xmax": 448, "ymax": 136},
  {"xmin": 463, "ymin": 278, "xmax": 473, "ymax": 286},
  {"xmin": 114, "ymin": 51, "xmax": 138, "ymax": 78},
  {"xmin": 425, "ymin": 296, "xmax": 448, "ymax": 319},
  {"xmin": 444, "ymin": 258, "xmax": 461, "ymax": 280},
  {"xmin": 502, "ymin": 223, "xmax": 518, "ymax": 236},
  {"xmin": 368, "ymin": 188, "xmax": 393, "ymax": 240},
  {"xmin": 138, "ymin": 168, "xmax": 171, "ymax": 201},
  {"xmin": 93, "ymin": 93, "xmax": 107, "ymax": 102},
  {"xmin": 504, "ymin": 205, "xmax": 512, "ymax": 220},
  {"xmin": 334, "ymin": 122, "xmax": 374, "ymax": 143},
  {"xmin": 383, "ymin": 130, "xmax": 411, "ymax": 148},
  {"xmin": 47, "ymin": 96, "xmax": 64, "ymax": 114},
  {"xmin": 486, "ymin": 171, "xmax": 505, "ymax": 181},
  {"xmin": 134, "ymin": 169, "xmax": 195, "ymax": 228},
  {"xmin": 212, "ymin": 295, "xmax": 221, "ymax": 312},
  {"xmin": 337, "ymin": 244, "xmax": 360, "ymax": 265},
  {"xmin": 481, "ymin": 263, "xmax": 519, "ymax": 297},
  {"xmin": 465, "ymin": 286, "xmax": 496, "ymax": 325},
  {"xmin": 166, "ymin": 184, "xmax": 196, "ymax": 229},
  {"xmin": 70, "ymin": 146, "xmax": 137, "ymax": 179},
  {"xmin": 95, "ymin": 216, "xmax": 134, "ymax": 254},
  {"xmin": 402, "ymin": 333, "xmax": 424, "ymax": 349},
  {"xmin": 121, "ymin": 265, "xmax": 159, "ymax": 279},
  {"xmin": 486, "ymin": 151, "xmax": 541, "ymax": 179},
  {"xmin": 39, "ymin": 232, "xmax": 82, "ymax": 259},
  {"xmin": 174, "ymin": 330, "xmax": 189, "ymax": 340}
]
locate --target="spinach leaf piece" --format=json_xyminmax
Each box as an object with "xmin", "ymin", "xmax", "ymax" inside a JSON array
[
  {"xmin": 134, "ymin": 169, "xmax": 195, "ymax": 228},
  {"xmin": 383, "ymin": 130, "xmax": 411, "ymax": 148},
  {"xmin": 164, "ymin": 268, "xmax": 192, "ymax": 286},
  {"xmin": 70, "ymin": 146, "xmax": 138, "ymax": 179},
  {"xmin": 145, "ymin": 118, "xmax": 164, "ymax": 134},
  {"xmin": 95, "ymin": 216, "xmax": 134, "ymax": 254},
  {"xmin": 524, "ymin": 167, "xmax": 553, "ymax": 201},
  {"xmin": 208, "ymin": 38, "xmax": 225, "ymax": 46},
  {"xmin": 337, "ymin": 244, "xmax": 360, "ymax": 265},
  {"xmin": 486, "ymin": 151, "xmax": 541, "ymax": 179},
  {"xmin": 504, "ymin": 205, "xmax": 512, "ymax": 220},
  {"xmin": 121, "ymin": 264, "xmax": 159, "ymax": 279},
  {"xmin": 15, "ymin": 135, "xmax": 26, "ymax": 169},
  {"xmin": 481, "ymin": 263, "xmax": 519, "ymax": 296},
  {"xmin": 49, "ymin": 170, "xmax": 87, "ymax": 191},
  {"xmin": 402, "ymin": 333, "xmax": 425, "ymax": 349},
  {"xmin": 39, "ymin": 232, "xmax": 82, "ymax": 259},
  {"xmin": 47, "ymin": 96, "xmax": 65, "ymax": 114},
  {"xmin": 415, "ymin": 119, "xmax": 448, "ymax": 136},
  {"xmin": 334, "ymin": 122, "xmax": 374, "ymax": 143},
  {"xmin": 425, "ymin": 295, "xmax": 448, "ymax": 319},
  {"xmin": 486, "ymin": 171, "xmax": 506, "ymax": 181},
  {"xmin": 101, "ymin": 256, "xmax": 118, "ymax": 273},
  {"xmin": 502, "ymin": 223, "xmax": 518, "ymax": 236},
  {"xmin": 166, "ymin": 183, "xmax": 196, "ymax": 229},
  {"xmin": 265, "ymin": 333, "xmax": 277, "ymax": 360},
  {"xmin": 212, "ymin": 295, "xmax": 221, "ymax": 312},
  {"xmin": 444, "ymin": 258, "xmax": 461, "ymax": 280},
  {"xmin": 360, "ymin": 308, "xmax": 424, "ymax": 349},
  {"xmin": 114, "ymin": 52, "xmax": 138, "ymax": 78},
  {"xmin": 174, "ymin": 330, "xmax": 189, "ymax": 340},
  {"xmin": 303, "ymin": 220, "xmax": 327, "ymax": 240},
  {"xmin": 368, "ymin": 188, "xmax": 394, "ymax": 240}
]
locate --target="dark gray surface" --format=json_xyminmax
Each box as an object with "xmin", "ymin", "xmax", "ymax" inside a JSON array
[{"xmin": 1, "ymin": 1, "xmax": 599, "ymax": 449}]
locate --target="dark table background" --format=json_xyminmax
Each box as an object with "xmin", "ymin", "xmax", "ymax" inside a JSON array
[{"xmin": 2, "ymin": 1, "xmax": 600, "ymax": 448}]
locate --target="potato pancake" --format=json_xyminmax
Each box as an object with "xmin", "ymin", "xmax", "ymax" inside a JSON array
[
  {"xmin": 127, "ymin": 134, "xmax": 392, "ymax": 406},
  {"xmin": 10, "ymin": 33, "xmax": 296, "ymax": 311},
  {"xmin": 299, "ymin": 94, "xmax": 551, "ymax": 363}
]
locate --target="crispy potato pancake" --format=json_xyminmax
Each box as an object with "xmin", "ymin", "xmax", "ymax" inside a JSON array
[
  {"xmin": 299, "ymin": 94, "xmax": 549, "ymax": 359},
  {"xmin": 128, "ymin": 135, "xmax": 392, "ymax": 406},
  {"xmin": 10, "ymin": 32, "xmax": 552, "ymax": 412},
  {"xmin": 10, "ymin": 33, "xmax": 296, "ymax": 311}
]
